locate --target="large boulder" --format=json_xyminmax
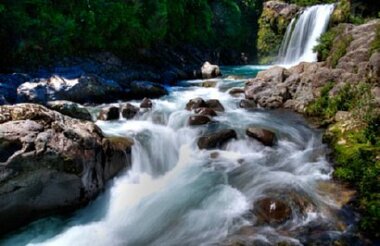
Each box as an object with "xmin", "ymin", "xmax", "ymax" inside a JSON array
[
  {"xmin": 0, "ymin": 104, "xmax": 133, "ymax": 234},
  {"xmin": 205, "ymin": 99, "xmax": 225, "ymax": 112},
  {"xmin": 197, "ymin": 129, "xmax": 237, "ymax": 149},
  {"xmin": 46, "ymin": 100, "xmax": 92, "ymax": 121},
  {"xmin": 194, "ymin": 107, "xmax": 217, "ymax": 117},
  {"xmin": 201, "ymin": 62, "xmax": 221, "ymax": 79},
  {"xmin": 246, "ymin": 127, "xmax": 276, "ymax": 146}
]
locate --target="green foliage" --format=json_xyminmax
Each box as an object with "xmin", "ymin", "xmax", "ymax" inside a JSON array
[
  {"xmin": 308, "ymin": 81, "xmax": 380, "ymax": 238},
  {"xmin": 0, "ymin": 0, "xmax": 262, "ymax": 69},
  {"xmin": 371, "ymin": 23, "xmax": 380, "ymax": 54},
  {"xmin": 313, "ymin": 25, "xmax": 352, "ymax": 67}
]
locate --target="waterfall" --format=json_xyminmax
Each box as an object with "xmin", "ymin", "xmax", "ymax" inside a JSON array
[{"xmin": 277, "ymin": 4, "xmax": 335, "ymax": 66}]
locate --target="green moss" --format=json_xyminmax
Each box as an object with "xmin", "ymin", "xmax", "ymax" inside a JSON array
[
  {"xmin": 370, "ymin": 23, "xmax": 380, "ymax": 54},
  {"xmin": 313, "ymin": 25, "xmax": 352, "ymax": 67},
  {"xmin": 330, "ymin": 0, "xmax": 351, "ymax": 25},
  {"xmin": 308, "ymin": 81, "xmax": 380, "ymax": 239}
]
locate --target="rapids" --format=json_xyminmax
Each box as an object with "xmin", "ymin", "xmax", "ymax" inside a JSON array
[{"xmin": 1, "ymin": 66, "xmax": 358, "ymax": 246}]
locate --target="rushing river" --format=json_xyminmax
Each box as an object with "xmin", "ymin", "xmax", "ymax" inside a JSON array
[{"xmin": 1, "ymin": 66, "xmax": 358, "ymax": 245}]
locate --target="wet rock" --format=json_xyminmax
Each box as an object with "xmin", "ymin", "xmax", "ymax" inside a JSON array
[
  {"xmin": 228, "ymin": 87, "xmax": 245, "ymax": 97},
  {"xmin": 17, "ymin": 74, "xmax": 124, "ymax": 104},
  {"xmin": 201, "ymin": 61, "xmax": 221, "ymax": 79},
  {"xmin": 201, "ymin": 80, "xmax": 217, "ymax": 88},
  {"xmin": 194, "ymin": 107, "xmax": 217, "ymax": 117},
  {"xmin": 206, "ymin": 99, "xmax": 225, "ymax": 112},
  {"xmin": 140, "ymin": 97, "xmax": 153, "ymax": 108},
  {"xmin": 246, "ymin": 127, "xmax": 276, "ymax": 146},
  {"xmin": 129, "ymin": 81, "xmax": 168, "ymax": 99},
  {"xmin": 239, "ymin": 99, "xmax": 257, "ymax": 109},
  {"xmin": 122, "ymin": 103, "xmax": 139, "ymax": 119},
  {"xmin": 0, "ymin": 103, "xmax": 132, "ymax": 235},
  {"xmin": 98, "ymin": 106, "xmax": 120, "ymax": 121},
  {"xmin": 186, "ymin": 97, "xmax": 207, "ymax": 110},
  {"xmin": 253, "ymin": 197, "xmax": 292, "ymax": 225},
  {"xmin": 197, "ymin": 129, "xmax": 237, "ymax": 149},
  {"xmin": 188, "ymin": 115, "xmax": 212, "ymax": 126},
  {"xmin": 46, "ymin": 100, "xmax": 92, "ymax": 121}
]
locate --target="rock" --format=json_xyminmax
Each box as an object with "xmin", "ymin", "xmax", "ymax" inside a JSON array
[
  {"xmin": 334, "ymin": 111, "xmax": 352, "ymax": 122},
  {"xmin": 0, "ymin": 104, "xmax": 132, "ymax": 234},
  {"xmin": 205, "ymin": 99, "xmax": 225, "ymax": 112},
  {"xmin": 246, "ymin": 127, "xmax": 276, "ymax": 146},
  {"xmin": 201, "ymin": 61, "xmax": 221, "ymax": 79},
  {"xmin": 369, "ymin": 52, "xmax": 380, "ymax": 81},
  {"xmin": 228, "ymin": 87, "xmax": 245, "ymax": 97},
  {"xmin": 47, "ymin": 100, "xmax": 92, "ymax": 121},
  {"xmin": 256, "ymin": 66, "xmax": 290, "ymax": 84},
  {"xmin": 194, "ymin": 107, "xmax": 217, "ymax": 117},
  {"xmin": 186, "ymin": 98, "xmax": 207, "ymax": 111},
  {"xmin": 17, "ymin": 74, "xmax": 124, "ymax": 104},
  {"xmin": 122, "ymin": 103, "xmax": 139, "ymax": 119},
  {"xmin": 198, "ymin": 129, "xmax": 237, "ymax": 149},
  {"xmin": 239, "ymin": 99, "xmax": 257, "ymax": 109},
  {"xmin": 201, "ymin": 80, "xmax": 218, "ymax": 88},
  {"xmin": 140, "ymin": 97, "xmax": 153, "ymax": 108},
  {"xmin": 188, "ymin": 115, "xmax": 212, "ymax": 126},
  {"xmin": 98, "ymin": 106, "xmax": 120, "ymax": 121},
  {"xmin": 129, "ymin": 81, "xmax": 168, "ymax": 99},
  {"xmin": 253, "ymin": 197, "xmax": 292, "ymax": 225},
  {"xmin": 372, "ymin": 87, "xmax": 380, "ymax": 106}
]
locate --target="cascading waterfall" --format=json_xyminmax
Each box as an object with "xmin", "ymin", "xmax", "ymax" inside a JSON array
[
  {"xmin": 1, "ymin": 66, "xmax": 359, "ymax": 246},
  {"xmin": 277, "ymin": 4, "xmax": 335, "ymax": 66}
]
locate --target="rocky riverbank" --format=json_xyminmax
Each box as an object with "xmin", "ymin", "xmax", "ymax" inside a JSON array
[{"xmin": 245, "ymin": 19, "xmax": 380, "ymax": 239}]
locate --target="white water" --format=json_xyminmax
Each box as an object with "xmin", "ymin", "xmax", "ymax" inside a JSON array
[
  {"xmin": 277, "ymin": 4, "xmax": 335, "ymax": 67},
  {"xmin": 3, "ymin": 66, "xmax": 355, "ymax": 245}
]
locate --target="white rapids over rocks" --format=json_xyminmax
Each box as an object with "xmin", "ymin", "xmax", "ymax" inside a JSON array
[{"xmin": 3, "ymin": 66, "xmax": 355, "ymax": 246}]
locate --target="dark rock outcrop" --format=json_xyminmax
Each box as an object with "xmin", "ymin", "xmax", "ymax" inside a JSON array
[
  {"xmin": 188, "ymin": 115, "xmax": 212, "ymax": 126},
  {"xmin": 46, "ymin": 100, "xmax": 92, "ymax": 121},
  {"xmin": 246, "ymin": 127, "xmax": 276, "ymax": 146},
  {"xmin": 98, "ymin": 106, "xmax": 120, "ymax": 121},
  {"xmin": 0, "ymin": 104, "xmax": 133, "ymax": 235},
  {"xmin": 197, "ymin": 129, "xmax": 237, "ymax": 149},
  {"xmin": 205, "ymin": 99, "xmax": 225, "ymax": 112},
  {"xmin": 194, "ymin": 107, "xmax": 217, "ymax": 117}
]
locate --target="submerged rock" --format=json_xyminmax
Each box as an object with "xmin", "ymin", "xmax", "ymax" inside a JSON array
[
  {"xmin": 47, "ymin": 100, "xmax": 92, "ymax": 121},
  {"xmin": 228, "ymin": 87, "xmax": 245, "ymax": 97},
  {"xmin": 0, "ymin": 103, "xmax": 132, "ymax": 235},
  {"xmin": 239, "ymin": 99, "xmax": 257, "ymax": 109},
  {"xmin": 188, "ymin": 115, "xmax": 212, "ymax": 126},
  {"xmin": 246, "ymin": 127, "xmax": 276, "ymax": 146},
  {"xmin": 253, "ymin": 197, "xmax": 292, "ymax": 225},
  {"xmin": 194, "ymin": 107, "xmax": 217, "ymax": 117},
  {"xmin": 98, "ymin": 106, "xmax": 120, "ymax": 121},
  {"xmin": 197, "ymin": 129, "xmax": 237, "ymax": 149}
]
